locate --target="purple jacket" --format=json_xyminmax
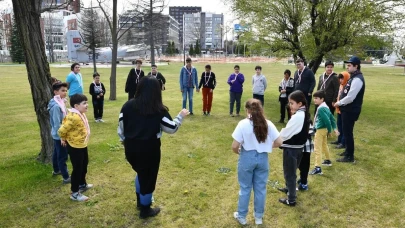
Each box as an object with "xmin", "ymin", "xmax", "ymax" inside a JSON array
[{"xmin": 227, "ymin": 73, "xmax": 245, "ymax": 93}]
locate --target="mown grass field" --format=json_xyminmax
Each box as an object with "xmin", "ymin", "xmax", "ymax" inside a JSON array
[{"xmin": 0, "ymin": 62, "xmax": 404, "ymax": 228}]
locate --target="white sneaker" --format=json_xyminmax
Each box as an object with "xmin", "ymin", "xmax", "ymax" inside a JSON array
[
  {"xmin": 79, "ymin": 183, "xmax": 93, "ymax": 193},
  {"xmin": 255, "ymin": 217, "xmax": 263, "ymax": 225},
  {"xmin": 95, "ymin": 119, "xmax": 100, "ymax": 123},
  {"xmin": 233, "ymin": 212, "xmax": 247, "ymax": 225},
  {"xmin": 98, "ymin": 119, "xmax": 105, "ymax": 122},
  {"xmin": 70, "ymin": 192, "xmax": 89, "ymax": 201}
]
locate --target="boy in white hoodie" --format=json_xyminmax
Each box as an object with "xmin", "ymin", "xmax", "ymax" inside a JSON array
[{"xmin": 252, "ymin": 66, "xmax": 267, "ymax": 106}]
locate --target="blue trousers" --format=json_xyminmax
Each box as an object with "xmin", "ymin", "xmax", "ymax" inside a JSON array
[
  {"xmin": 52, "ymin": 139, "xmax": 69, "ymax": 179},
  {"xmin": 237, "ymin": 148, "xmax": 269, "ymax": 219},
  {"xmin": 182, "ymin": 87, "xmax": 194, "ymax": 113}
]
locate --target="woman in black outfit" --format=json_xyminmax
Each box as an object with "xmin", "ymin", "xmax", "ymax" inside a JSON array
[{"xmin": 118, "ymin": 76, "xmax": 189, "ymax": 218}]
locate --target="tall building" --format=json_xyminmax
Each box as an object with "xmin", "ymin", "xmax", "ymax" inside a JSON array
[
  {"xmin": 1, "ymin": 13, "xmax": 12, "ymax": 51},
  {"xmin": 183, "ymin": 12, "xmax": 223, "ymax": 51},
  {"xmin": 118, "ymin": 11, "xmax": 180, "ymax": 54},
  {"xmin": 169, "ymin": 6, "xmax": 201, "ymax": 46},
  {"xmin": 41, "ymin": 0, "xmax": 80, "ymax": 13}
]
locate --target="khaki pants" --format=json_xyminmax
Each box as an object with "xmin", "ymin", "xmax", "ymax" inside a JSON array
[{"xmin": 314, "ymin": 128, "xmax": 330, "ymax": 167}]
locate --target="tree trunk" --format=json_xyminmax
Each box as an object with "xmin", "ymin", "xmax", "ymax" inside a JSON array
[
  {"xmin": 12, "ymin": 0, "xmax": 54, "ymax": 163},
  {"xmin": 149, "ymin": 0, "xmax": 155, "ymax": 65},
  {"xmin": 109, "ymin": 0, "xmax": 117, "ymax": 100},
  {"xmin": 308, "ymin": 53, "xmax": 324, "ymax": 74},
  {"xmin": 92, "ymin": 46, "xmax": 97, "ymax": 73}
]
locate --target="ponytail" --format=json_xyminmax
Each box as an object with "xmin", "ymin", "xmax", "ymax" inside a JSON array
[{"xmin": 245, "ymin": 99, "xmax": 268, "ymax": 143}]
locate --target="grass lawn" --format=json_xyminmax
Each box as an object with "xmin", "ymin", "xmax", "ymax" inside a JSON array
[{"xmin": 0, "ymin": 62, "xmax": 404, "ymax": 227}]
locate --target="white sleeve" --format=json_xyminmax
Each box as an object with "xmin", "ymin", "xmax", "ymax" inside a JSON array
[
  {"xmin": 232, "ymin": 121, "xmax": 244, "ymax": 144},
  {"xmin": 267, "ymin": 121, "xmax": 280, "ymax": 141},
  {"xmin": 279, "ymin": 112, "xmax": 304, "ymax": 141},
  {"xmin": 338, "ymin": 78, "xmax": 363, "ymax": 106},
  {"xmin": 161, "ymin": 114, "xmax": 183, "ymax": 134},
  {"xmin": 117, "ymin": 112, "xmax": 125, "ymax": 142}
]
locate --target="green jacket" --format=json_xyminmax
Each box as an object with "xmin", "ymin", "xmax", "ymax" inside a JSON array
[{"xmin": 315, "ymin": 106, "xmax": 336, "ymax": 133}]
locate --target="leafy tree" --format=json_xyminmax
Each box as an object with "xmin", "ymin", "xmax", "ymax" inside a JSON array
[
  {"xmin": 230, "ymin": 0, "xmax": 405, "ymax": 73},
  {"xmin": 10, "ymin": 16, "xmax": 24, "ymax": 64}
]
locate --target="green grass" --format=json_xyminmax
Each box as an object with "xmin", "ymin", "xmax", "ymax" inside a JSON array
[{"xmin": 0, "ymin": 62, "xmax": 404, "ymax": 227}]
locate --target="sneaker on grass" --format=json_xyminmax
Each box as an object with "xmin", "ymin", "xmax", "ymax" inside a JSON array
[
  {"xmin": 79, "ymin": 183, "xmax": 93, "ymax": 193},
  {"xmin": 298, "ymin": 183, "xmax": 308, "ymax": 191},
  {"xmin": 309, "ymin": 167, "xmax": 323, "ymax": 175},
  {"xmin": 70, "ymin": 192, "xmax": 89, "ymax": 201},
  {"xmin": 62, "ymin": 177, "xmax": 71, "ymax": 184},
  {"xmin": 98, "ymin": 119, "xmax": 105, "ymax": 123},
  {"xmin": 321, "ymin": 160, "xmax": 332, "ymax": 166},
  {"xmin": 52, "ymin": 171, "xmax": 61, "ymax": 176},
  {"xmin": 233, "ymin": 212, "xmax": 247, "ymax": 225}
]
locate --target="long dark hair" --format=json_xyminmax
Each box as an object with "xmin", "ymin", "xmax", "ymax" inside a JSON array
[
  {"xmin": 134, "ymin": 76, "xmax": 168, "ymax": 115},
  {"xmin": 288, "ymin": 90, "xmax": 311, "ymax": 128},
  {"xmin": 245, "ymin": 98, "xmax": 268, "ymax": 143}
]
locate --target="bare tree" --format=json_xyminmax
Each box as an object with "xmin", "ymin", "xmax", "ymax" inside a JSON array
[{"xmin": 11, "ymin": 0, "xmax": 74, "ymax": 163}]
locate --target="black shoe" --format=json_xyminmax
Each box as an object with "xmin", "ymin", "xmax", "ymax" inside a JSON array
[
  {"xmin": 339, "ymin": 151, "xmax": 347, "ymax": 156},
  {"xmin": 203, "ymin": 112, "xmax": 207, "ymax": 116},
  {"xmin": 278, "ymin": 119, "xmax": 284, "ymax": 123},
  {"xmin": 189, "ymin": 112, "xmax": 194, "ymax": 115},
  {"xmin": 140, "ymin": 204, "xmax": 161, "ymax": 219},
  {"xmin": 136, "ymin": 193, "xmax": 141, "ymax": 210},
  {"xmin": 336, "ymin": 156, "xmax": 355, "ymax": 163},
  {"xmin": 335, "ymin": 144, "xmax": 345, "ymax": 149},
  {"xmin": 321, "ymin": 160, "xmax": 332, "ymax": 166},
  {"xmin": 279, "ymin": 198, "xmax": 296, "ymax": 206},
  {"xmin": 277, "ymin": 187, "xmax": 288, "ymax": 194},
  {"xmin": 331, "ymin": 141, "xmax": 339, "ymax": 145}
]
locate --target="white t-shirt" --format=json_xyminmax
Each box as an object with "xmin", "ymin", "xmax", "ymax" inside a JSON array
[{"xmin": 232, "ymin": 119, "xmax": 280, "ymax": 153}]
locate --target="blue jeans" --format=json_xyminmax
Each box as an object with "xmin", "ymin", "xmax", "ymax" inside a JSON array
[
  {"xmin": 182, "ymin": 87, "xmax": 194, "ymax": 113},
  {"xmin": 337, "ymin": 113, "xmax": 345, "ymax": 145},
  {"xmin": 52, "ymin": 139, "xmax": 69, "ymax": 179},
  {"xmin": 135, "ymin": 175, "xmax": 153, "ymax": 205},
  {"xmin": 237, "ymin": 148, "xmax": 269, "ymax": 219}
]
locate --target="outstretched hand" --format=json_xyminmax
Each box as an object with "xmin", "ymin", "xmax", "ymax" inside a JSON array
[{"xmin": 179, "ymin": 109, "xmax": 190, "ymax": 118}]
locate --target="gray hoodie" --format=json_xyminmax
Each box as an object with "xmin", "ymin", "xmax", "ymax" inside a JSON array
[
  {"xmin": 48, "ymin": 99, "xmax": 65, "ymax": 140},
  {"xmin": 252, "ymin": 74, "xmax": 267, "ymax": 95}
]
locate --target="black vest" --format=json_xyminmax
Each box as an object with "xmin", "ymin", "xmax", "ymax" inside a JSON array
[
  {"xmin": 339, "ymin": 72, "xmax": 365, "ymax": 113},
  {"xmin": 283, "ymin": 111, "xmax": 310, "ymax": 146}
]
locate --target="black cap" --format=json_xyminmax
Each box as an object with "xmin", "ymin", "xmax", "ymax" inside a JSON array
[
  {"xmin": 325, "ymin": 60, "xmax": 334, "ymax": 67},
  {"xmin": 344, "ymin": 56, "xmax": 361, "ymax": 65}
]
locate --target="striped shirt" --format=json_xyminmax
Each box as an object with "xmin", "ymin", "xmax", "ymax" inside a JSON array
[{"xmin": 117, "ymin": 99, "xmax": 183, "ymax": 141}]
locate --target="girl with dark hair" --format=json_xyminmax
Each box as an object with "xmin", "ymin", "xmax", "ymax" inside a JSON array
[
  {"xmin": 118, "ymin": 76, "xmax": 189, "ymax": 219},
  {"xmin": 277, "ymin": 90, "xmax": 310, "ymax": 206},
  {"xmin": 231, "ymin": 99, "xmax": 282, "ymax": 225},
  {"xmin": 66, "ymin": 63, "xmax": 83, "ymax": 97}
]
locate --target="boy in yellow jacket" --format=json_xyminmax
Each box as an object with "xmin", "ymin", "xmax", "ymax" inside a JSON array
[{"xmin": 58, "ymin": 94, "xmax": 93, "ymax": 201}]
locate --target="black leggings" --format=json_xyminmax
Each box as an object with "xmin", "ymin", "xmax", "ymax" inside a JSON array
[
  {"xmin": 67, "ymin": 145, "xmax": 88, "ymax": 193},
  {"xmin": 298, "ymin": 152, "xmax": 311, "ymax": 185},
  {"xmin": 125, "ymin": 138, "xmax": 161, "ymax": 195}
]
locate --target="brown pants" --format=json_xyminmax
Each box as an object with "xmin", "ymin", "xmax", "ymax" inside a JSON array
[{"xmin": 202, "ymin": 87, "xmax": 213, "ymax": 112}]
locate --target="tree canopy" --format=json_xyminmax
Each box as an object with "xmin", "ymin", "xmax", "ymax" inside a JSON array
[{"xmin": 230, "ymin": 0, "xmax": 405, "ymax": 73}]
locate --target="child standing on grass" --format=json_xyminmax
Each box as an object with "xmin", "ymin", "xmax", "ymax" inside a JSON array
[
  {"xmin": 198, "ymin": 65, "xmax": 216, "ymax": 116},
  {"xmin": 252, "ymin": 66, "xmax": 267, "ymax": 106},
  {"xmin": 278, "ymin": 69, "xmax": 295, "ymax": 123},
  {"xmin": 331, "ymin": 72, "xmax": 350, "ymax": 150},
  {"xmin": 278, "ymin": 90, "xmax": 310, "ymax": 206},
  {"xmin": 310, "ymin": 90, "xmax": 339, "ymax": 175},
  {"xmin": 89, "ymin": 72, "xmax": 106, "ymax": 123},
  {"xmin": 48, "ymin": 82, "xmax": 70, "ymax": 184},
  {"xmin": 58, "ymin": 94, "xmax": 93, "ymax": 202},
  {"xmin": 298, "ymin": 121, "xmax": 314, "ymax": 190},
  {"xmin": 227, "ymin": 65, "xmax": 245, "ymax": 117},
  {"xmin": 232, "ymin": 99, "xmax": 282, "ymax": 225}
]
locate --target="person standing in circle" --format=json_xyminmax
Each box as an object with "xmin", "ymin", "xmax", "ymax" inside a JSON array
[
  {"xmin": 231, "ymin": 98, "xmax": 282, "ymax": 225},
  {"xmin": 293, "ymin": 59, "xmax": 316, "ymax": 110},
  {"xmin": 198, "ymin": 65, "xmax": 216, "ymax": 116},
  {"xmin": 118, "ymin": 76, "xmax": 189, "ymax": 219},
  {"xmin": 315, "ymin": 60, "xmax": 339, "ymax": 114},
  {"xmin": 227, "ymin": 65, "xmax": 245, "ymax": 117},
  {"xmin": 179, "ymin": 57, "xmax": 199, "ymax": 115},
  {"xmin": 125, "ymin": 60, "xmax": 145, "ymax": 100},
  {"xmin": 66, "ymin": 63, "xmax": 83, "ymax": 97}
]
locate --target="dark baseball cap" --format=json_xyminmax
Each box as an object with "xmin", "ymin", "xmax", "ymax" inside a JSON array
[{"xmin": 344, "ymin": 56, "xmax": 361, "ymax": 65}]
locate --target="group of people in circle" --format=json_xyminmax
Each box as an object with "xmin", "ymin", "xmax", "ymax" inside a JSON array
[{"xmin": 47, "ymin": 56, "xmax": 365, "ymax": 224}]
